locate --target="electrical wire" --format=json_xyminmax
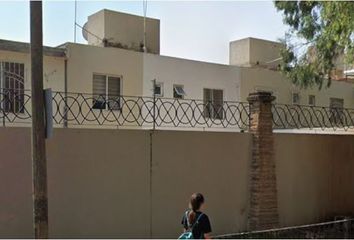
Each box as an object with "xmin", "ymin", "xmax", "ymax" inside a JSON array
[
  {"xmin": 143, "ymin": 0, "xmax": 148, "ymax": 52},
  {"xmin": 75, "ymin": 22, "xmax": 104, "ymax": 42},
  {"xmin": 74, "ymin": 0, "xmax": 77, "ymax": 43}
]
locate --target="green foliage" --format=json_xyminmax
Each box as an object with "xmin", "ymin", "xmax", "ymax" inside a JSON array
[{"xmin": 274, "ymin": 1, "xmax": 354, "ymax": 89}]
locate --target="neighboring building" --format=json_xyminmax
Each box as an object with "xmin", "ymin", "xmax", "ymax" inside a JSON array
[
  {"xmin": 0, "ymin": 39, "xmax": 65, "ymax": 91},
  {"xmin": 1, "ymin": 9, "xmax": 354, "ymax": 128}
]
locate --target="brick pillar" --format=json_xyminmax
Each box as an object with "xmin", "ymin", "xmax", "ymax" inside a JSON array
[{"xmin": 247, "ymin": 91, "xmax": 279, "ymax": 231}]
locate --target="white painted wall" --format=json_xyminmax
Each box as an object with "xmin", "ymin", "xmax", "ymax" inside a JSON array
[
  {"xmin": 240, "ymin": 67, "xmax": 354, "ymax": 108},
  {"xmin": 143, "ymin": 53, "xmax": 241, "ymax": 101},
  {"xmin": 65, "ymin": 43, "xmax": 144, "ymax": 96}
]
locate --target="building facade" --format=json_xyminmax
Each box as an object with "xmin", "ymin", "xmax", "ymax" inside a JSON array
[{"xmin": 1, "ymin": 9, "xmax": 354, "ymax": 129}]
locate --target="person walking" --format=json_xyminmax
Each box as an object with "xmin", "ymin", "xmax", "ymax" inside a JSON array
[{"xmin": 179, "ymin": 193, "xmax": 212, "ymax": 239}]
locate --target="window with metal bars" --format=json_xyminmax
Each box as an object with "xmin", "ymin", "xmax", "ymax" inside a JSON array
[
  {"xmin": 0, "ymin": 62, "xmax": 25, "ymax": 113},
  {"xmin": 203, "ymin": 88, "xmax": 224, "ymax": 120},
  {"xmin": 92, "ymin": 74, "xmax": 121, "ymax": 110}
]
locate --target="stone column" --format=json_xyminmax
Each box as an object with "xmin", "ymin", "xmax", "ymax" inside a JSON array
[{"xmin": 247, "ymin": 91, "xmax": 279, "ymax": 231}]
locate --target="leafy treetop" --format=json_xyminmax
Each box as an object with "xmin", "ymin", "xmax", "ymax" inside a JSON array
[{"xmin": 274, "ymin": 1, "xmax": 354, "ymax": 89}]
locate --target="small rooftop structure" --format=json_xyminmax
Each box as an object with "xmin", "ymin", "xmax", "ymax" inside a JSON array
[
  {"xmin": 229, "ymin": 37, "xmax": 284, "ymax": 69},
  {"xmin": 83, "ymin": 9, "xmax": 160, "ymax": 54}
]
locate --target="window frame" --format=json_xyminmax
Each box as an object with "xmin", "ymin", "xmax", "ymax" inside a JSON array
[
  {"xmin": 203, "ymin": 88, "xmax": 224, "ymax": 120},
  {"xmin": 173, "ymin": 84, "xmax": 185, "ymax": 99},
  {"xmin": 153, "ymin": 82, "xmax": 164, "ymax": 97},
  {"xmin": 308, "ymin": 95, "xmax": 316, "ymax": 106},
  {"xmin": 292, "ymin": 92, "xmax": 300, "ymax": 105},
  {"xmin": 92, "ymin": 73, "xmax": 122, "ymax": 111}
]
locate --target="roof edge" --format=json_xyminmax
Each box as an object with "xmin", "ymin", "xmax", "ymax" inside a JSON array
[{"xmin": 0, "ymin": 39, "xmax": 66, "ymax": 58}]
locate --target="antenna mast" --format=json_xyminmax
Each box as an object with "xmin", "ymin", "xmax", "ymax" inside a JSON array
[
  {"xmin": 74, "ymin": 0, "xmax": 77, "ymax": 43},
  {"xmin": 143, "ymin": 0, "xmax": 147, "ymax": 52}
]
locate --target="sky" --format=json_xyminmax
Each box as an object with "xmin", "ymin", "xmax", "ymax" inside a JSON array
[{"xmin": 0, "ymin": 0, "xmax": 288, "ymax": 64}]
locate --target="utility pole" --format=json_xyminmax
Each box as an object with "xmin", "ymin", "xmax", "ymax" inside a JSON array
[{"xmin": 30, "ymin": 1, "xmax": 49, "ymax": 238}]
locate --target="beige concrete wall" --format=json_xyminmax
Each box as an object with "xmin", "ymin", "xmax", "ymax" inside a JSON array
[
  {"xmin": 1, "ymin": 128, "xmax": 354, "ymax": 238},
  {"xmin": 66, "ymin": 43, "xmax": 144, "ymax": 96},
  {"xmin": 143, "ymin": 53, "xmax": 241, "ymax": 101},
  {"xmin": 0, "ymin": 128, "xmax": 250, "ymax": 238},
  {"xmin": 85, "ymin": 10, "xmax": 105, "ymax": 47},
  {"xmin": 274, "ymin": 133, "xmax": 354, "ymax": 227},
  {"xmin": 151, "ymin": 130, "xmax": 251, "ymax": 238},
  {"xmin": 328, "ymin": 135, "xmax": 354, "ymax": 215},
  {"xmin": 248, "ymin": 38, "xmax": 283, "ymax": 68},
  {"xmin": 230, "ymin": 38, "xmax": 250, "ymax": 66},
  {"xmin": 47, "ymin": 129, "xmax": 151, "ymax": 238},
  {"xmin": 0, "ymin": 128, "xmax": 151, "ymax": 238},
  {"xmin": 240, "ymin": 67, "xmax": 354, "ymax": 108},
  {"xmin": 0, "ymin": 128, "xmax": 33, "ymax": 238}
]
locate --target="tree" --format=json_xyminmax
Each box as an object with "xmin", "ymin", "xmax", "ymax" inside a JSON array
[{"xmin": 274, "ymin": 1, "xmax": 354, "ymax": 89}]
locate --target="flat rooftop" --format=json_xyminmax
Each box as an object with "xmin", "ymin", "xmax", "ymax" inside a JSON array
[{"xmin": 0, "ymin": 39, "xmax": 66, "ymax": 57}]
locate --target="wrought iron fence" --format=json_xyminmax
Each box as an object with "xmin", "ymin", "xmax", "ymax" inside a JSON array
[
  {"xmin": 0, "ymin": 88, "xmax": 250, "ymax": 130},
  {"xmin": 2, "ymin": 88, "xmax": 354, "ymax": 131},
  {"xmin": 272, "ymin": 103, "xmax": 354, "ymax": 131}
]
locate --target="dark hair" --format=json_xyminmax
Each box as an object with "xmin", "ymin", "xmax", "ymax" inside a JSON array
[{"xmin": 188, "ymin": 193, "xmax": 205, "ymax": 224}]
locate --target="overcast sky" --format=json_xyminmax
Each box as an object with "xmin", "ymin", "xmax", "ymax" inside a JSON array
[{"xmin": 0, "ymin": 0, "xmax": 288, "ymax": 64}]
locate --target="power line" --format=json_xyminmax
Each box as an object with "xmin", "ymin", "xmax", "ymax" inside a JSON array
[
  {"xmin": 75, "ymin": 22, "xmax": 104, "ymax": 42},
  {"xmin": 143, "ymin": 0, "xmax": 148, "ymax": 52}
]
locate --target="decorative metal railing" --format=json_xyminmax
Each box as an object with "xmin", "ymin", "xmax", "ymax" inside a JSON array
[
  {"xmin": 2, "ymin": 88, "xmax": 354, "ymax": 131},
  {"xmin": 0, "ymin": 89, "xmax": 250, "ymax": 130},
  {"xmin": 272, "ymin": 103, "xmax": 354, "ymax": 130}
]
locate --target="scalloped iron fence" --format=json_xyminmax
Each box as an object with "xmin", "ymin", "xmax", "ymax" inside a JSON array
[
  {"xmin": 272, "ymin": 103, "xmax": 354, "ymax": 131},
  {"xmin": 0, "ymin": 88, "xmax": 250, "ymax": 130},
  {"xmin": 1, "ymin": 88, "xmax": 354, "ymax": 131}
]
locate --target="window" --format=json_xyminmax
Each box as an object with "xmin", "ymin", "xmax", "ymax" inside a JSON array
[
  {"xmin": 203, "ymin": 88, "xmax": 224, "ymax": 120},
  {"xmin": 173, "ymin": 85, "xmax": 185, "ymax": 99},
  {"xmin": 308, "ymin": 95, "xmax": 316, "ymax": 106},
  {"xmin": 330, "ymin": 98, "xmax": 344, "ymax": 124},
  {"xmin": 154, "ymin": 82, "xmax": 163, "ymax": 97},
  {"xmin": 0, "ymin": 62, "xmax": 25, "ymax": 113},
  {"xmin": 292, "ymin": 93, "xmax": 300, "ymax": 105},
  {"xmin": 92, "ymin": 74, "xmax": 121, "ymax": 110}
]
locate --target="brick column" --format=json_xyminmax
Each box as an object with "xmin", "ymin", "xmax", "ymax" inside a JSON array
[{"xmin": 247, "ymin": 91, "xmax": 279, "ymax": 231}]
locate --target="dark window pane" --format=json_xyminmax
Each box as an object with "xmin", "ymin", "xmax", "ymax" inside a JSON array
[
  {"xmin": 92, "ymin": 74, "xmax": 106, "ymax": 109},
  {"xmin": 108, "ymin": 76, "xmax": 121, "ymax": 110}
]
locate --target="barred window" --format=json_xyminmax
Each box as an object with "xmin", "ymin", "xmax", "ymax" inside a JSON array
[
  {"xmin": 203, "ymin": 88, "xmax": 224, "ymax": 120},
  {"xmin": 0, "ymin": 62, "xmax": 25, "ymax": 113},
  {"xmin": 92, "ymin": 74, "xmax": 121, "ymax": 110}
]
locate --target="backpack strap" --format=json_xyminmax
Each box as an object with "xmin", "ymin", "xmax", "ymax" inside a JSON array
[
  {"xmin": 185, "ymin": 210, "xmax": 190, "ymax": 227},
  {"xmin": 185, "ymin": 210, "xmax": 204, "ymax": 229},
  {"xmin": 190, "ymin": 212, "xmax": 204, "ymax": 229}
]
